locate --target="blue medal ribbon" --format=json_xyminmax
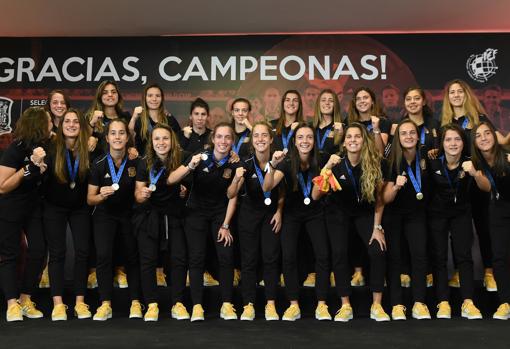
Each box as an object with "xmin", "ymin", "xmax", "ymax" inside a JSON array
[
  {"xmin": 366, "ymin": 123, "xmax": 373, "ymax": 132},
  {"xmin": 344, "ymin": 158, "xmax": 360, "ymax": 202},
  {"xmin": 233, "ymin": 130, "xmax": 249, "ymax": 154},
  {"xmin": 107, "ymin": 153, "xmax": 128, "ymax": 186},
  {"xmin": 420, "ymin": 126, "xmax": 426, "ymax": 145},
  {"xmin": 253, "ymin": 159, "xmax": 271, "ymax": 201},
  {"xmin": 282, "ymin": 128, "xmax": 295, "ymax": 150},
  {"xmin": 483, "ymin": 166, "xmax": 500, "ymax": 200},
  {"xmin": 65, "ymin": 150, "xmax": 80, "ymax": 184},
  {"xmin": 439, "ymin": 156, "xmax": 460, "ymax": 203},
  {"xmin": 206, "ymin": 151, "xmax": 230, "ymax": 169},
  {"xmin": 149, "ymin": 166, "xmax": 165, "ymax": 187},
  {"xmin": 316, "ymin": 127, "xmax": 332, "ymax": 151},
  {"xmin": 297, "ymin": 171, "xmax": 312, "ymax": 200},
  {"xmin": 461, "ymin": 117, "xmax": 469, "ymax": 130},
  {"xmin": 406, "ymin": 151, "xmax": 423, "ymax": 199}
]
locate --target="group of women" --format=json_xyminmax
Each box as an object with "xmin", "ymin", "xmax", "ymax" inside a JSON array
[{"xmin": 0, "ymin": 79, "xmax": 510, "ymax": 324}]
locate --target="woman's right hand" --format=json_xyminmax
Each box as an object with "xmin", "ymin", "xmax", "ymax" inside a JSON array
[
  {"xmin": 271, "ymin": 150, "xmax": 286, "ymax": 167},
  {"xmin": 90, "ymin": 110, "xmax": 104, "ymax": 127},
  {"xmin": 325, "ymin": 154, "xmax": 341, "ymax": 170},
  {"xmin": 183, "ymin": 126, "xmax": 193, "ymax": 139}
]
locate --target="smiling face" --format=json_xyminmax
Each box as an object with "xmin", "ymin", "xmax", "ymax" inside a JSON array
[
  {"xmin": 398, "ymin": 122, "xmax": 418, "ymax": 150},
  {"xmin": 404, "ymin": 89, "xmax": 425, "ymax": 115},
  {"xmin": 107, "ymin": 120, "xmax": 128, "ymax": 152},
  {"xmin": 152, "ymin": 127, "xmax": 172, "ymax": 157},
  {"xmin": 212, "ymin": 125, "xmax": 234, "ymax": 156},
  {"xmin": 145, "ymin": 87, "xmax": 162, "ymax": 111},
  {"xmin": 283, "ymin": 92, "xmax": 300, "ymax": 117},
  {"xmin": 343, "ymin": 126, "xmax": 363, "ymax": 154},
  {"xmin": 319, "ymin": 92, "xmax": 335, "ymax": 116},
  {"xmin": 475, "ymin": 124, "xmax": 495, "ymax": 153},
  {"xmin": 448, "ymin": 83, "xmax": 466, "ymax": 108},
  {"xmin": 231, "ymin": 101, "xmax": 250, "ymax": 125},
  {"xmin": 355, "ymin": 90, "xmax": 373, "ymax": 114},
  {"xmin": 442, "ymin": 129, "xmax": 464, "ymax": 157},
  {"xmin": 49, "ymin": 93, "xmax": 67, "ymax": 119},
  {"xmin": 294, "ymin": 126, "xmax": 314, "ymax": 155},
  {"xmin": 101, "ymin": 83, "xmax": 119, "ymax": 108},
  {"xmin": 62, "ymin": 112, "xmax": 80, "ymax": 138},
  {"xmin": 251, "ymin": 124, "xmax": 272, "ymax": 153}
]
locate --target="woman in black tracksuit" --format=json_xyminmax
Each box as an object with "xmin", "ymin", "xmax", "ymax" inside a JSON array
[
  {"xmin": 43, "ymin": 109, "xmax": 92, "ymax": 321},
  {"xmin": 383, "ymin": 119, "xmax": 431, "ymax": 321},
  {"xmin": 87, "ymin": 118, "xmax": 141, "ymax": 321},
  {"xmin": 228, "ymin": 121, "xmax": 282, "ymax": 321},
  {"xmin": 0, "ymin": 107, "xmax": 51, "ymax": 322},
  {"xmin": 133, "ymin": 124, "xmax": 187, "ymax": 322},
  {"xmin": 427, "ymin": 123, "xmax": 482, "ymax": 319},
  {"xmin": 168, "ymin": 122, "xmax": 240, "ymax": 322},
  {"xmin": 263, "ymin": 123, "xmax": 331, "ymax": 321},
  {"xmin": 470, "ymin": 121, "xmax": 510, "ymax": 320},
  {"xmin": 312, "ymin": 89, "xmax": 344, "ymax": 157},
  {"xmin": 271, "ymin": 90, "xmax": 304, "ymax": 152},
  {"xmin": 230, "ymin": 97, "xmax": 252, "ymax": 159},
  {"xmin": 313, "ymin": 123, "xmax": 389, "ymax": 322},
  {"xmin": 179, "ymin": 97, "xmax": 212, "ymax": 154}
]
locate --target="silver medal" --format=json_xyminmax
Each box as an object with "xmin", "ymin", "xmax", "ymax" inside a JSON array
[
  {"xmin": 112, "ymin": 183, "xmax": 120, "ymax": 191},
  {"xmin": 69, "ymin": 182, "xmax": 76, "ymax": 189},
  {"xmin": 201, "ymin": 153, "xmax": 208, "ymax": 161},
  {"xmin": 283, "ymin": 148, "xmax": 288, "ymax": 154},
  {"xmin": 416, "ymin": 192, "xmax": 424, "ymax": 200},
  {"xmin": 264, "ymin": 198, "xmax": 272, "ymax": 206},
  {"xmin": 304, "ymin": 197, "xmax": 311, "ymax": 205},
  {"xmin": 149, "ymin": 184, "xmax": 157, "ymax": 192}
]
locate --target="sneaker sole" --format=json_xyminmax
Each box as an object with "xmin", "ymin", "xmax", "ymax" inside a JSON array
[
  {"xmin": 129, "ymin": 314, "xmax": 143, "ymax": 319},
  {"xmin": 486, "ymin": 287, "xmax": 498, "ymax": 292},
  {"xmin": 371, "ymin": 314, "xmax": 390, "ymax": 322},
  {"xmin": 240, "ymin": 316, "xmax": 254, "ymax": 321},
  {"xmin": 144, "ymin": 317, "xmax": 158, "ymax": 322},
  {"xmin": 303, "ymin": 284, "xmax": 315, "ymax": 288},
  {"xmin": 282, "ymin": 314, "xmax": 301, "ymax": 321},
  {"xmin": 493, "ymin": 314, "xmax": 509, "ymax": 320},
  {"xmin": 220, "ymin": 315, "xmax": 238, "ymax": 320},
  {"xmin": 315, "ymin": 315, "xmax": 332, "ymax": 321},
  {"xmin": 75, "ymin": 314, "xmax": 92, "ymax": 319},
  {"xmin": 6, "ymin": 316, "xmax": 23, "ymax": 322},
  {"xmin": 265, "ymin": 316, "xmax": 279, "ymax": 321},
  {"xmin": 93, "ymin": 314, "xmax": 112, "ymax": 321},
  {"xmin": 172, "ymin": 314, "xmax": 190, "ymax": 320},
  {"xmin": 190, "ymin": 316, "xmax": 204, "ymax": 322},
  {"xmin": 22, "ymin": 313, "xmax": 44, "ymax": 319},
  {"xmin": 52, "ymin": 316, "xmax": 67, "ymax": 321},
  {"xmin": 462, "ymin": 313, "xmax": 482, "ymax": 320},
  {"xmin": 334, "ymin": 315, "xmax": 353, "ymax": 322},
  {"xmin": 448, "ymin": 284, "xmax": 460, "ymax": 288},
  {"xmin": 436, "ymin": 314, "xmax": 451, "ymax": 319},
  {"xmin": 412, "ymin": 314, "xmax": 431, "ymax": 320}
]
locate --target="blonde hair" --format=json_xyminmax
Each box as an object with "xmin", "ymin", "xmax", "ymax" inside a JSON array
[
  {"xmin": 441, "ymin": 79, "xmax": 485, "ymax": 128},
  {"xmin": 312, "ymin": 89, "xmax": 342, "ymax": 146}
]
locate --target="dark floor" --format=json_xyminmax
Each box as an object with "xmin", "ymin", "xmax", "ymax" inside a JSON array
[{"xmin": 1, "ymin": 284, "xmax": 509, "ymax": 348}]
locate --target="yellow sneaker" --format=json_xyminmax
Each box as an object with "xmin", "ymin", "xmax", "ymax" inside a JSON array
[
  {"xmin": 448, "ymin": 271, "xmax": 460, "ymax": 288},
  {"xmin": 156, "ymin": 270, "xmax": 167, "ymax": 287},
  {"xmin": 412, "ymin": 302, "xmax": 431, "ymax": 320},
  {"xmin": 6, "ymin": 302, "xmax": 23, "ymax": 322},
  {"xmin": 129, "ymin": 300, "xmax": 143, "ymax": 319},
  {"xmin": 144, "ymin": 303, "xmax": 159, "ymax": 322},
  {"xmin": 74, "ymin": 302, "xmax": 92, "ymax": 319},
  {"xmin": 279, "ymin": 274, "xmax": 285, "ymax": 287},
  {"xmin": 114, "ymin": 268, "xmax": 128, "ymax": 288},
  {"xmin": 203, "ymin": 271, "xmax": 219, "ymax": 286},
  {"xmin": 334, "ymin": 304, "xmax": 353, "ymax": 322},
  {"xmin": 370, "ymin": 303, "xmax": 390, "ymax": 322},
  {"xmin": 330, "ymin": 272, "xmax": 336, "ymax": 287},
  {"xmin": 484, "ymin": 272, "xmax": 497, "ymax": 292},
  {"xmin": 265, "ymin": 303, "xmax": 279, "ymax": 321},
  {"xmin": 315, "ymin": 303, "xmax": 332, "ymax": 321},
  {"xmin": 220, "ymin": 302, "xmax": 237, "ymax": 320},
  {"xmin": 493, "ymin": 303, "xmax": 510, "ymax": 320},
  {"xmin": 51, "ymin": 304, "xmax": 68, "ymax": 321},
  {"xmin": 240, "ymin": 303, "xmax": 255, "ymax": 321},
  {"xmin": 233, "ymin": 269, "xmax": 241, "ymax": 287},
  {"xmin": 426, "ymin": 274, "xmax": 434, "ymax": 288},
  {"xmin": 20, "ymin": 300, "xmax": 43, "ymax": 319},
  {"xmin": 87, "ymin": 270, "xmax": 98, "ymax": 289},
  {"xmin": 351, "ymin": 271, "xmax": 365, "ymax": 287},
  {"xmin": 391, "ymin": 304, "xmax": 407, "ymax": 321},
  {"xmin": 191, "ymin": 304, "xmax": 205, "ymax": 322},
  {"xmin": 39, "ymin": 266, "xmax": 50, "ymax": 289},
  {"xmin": 93, "ymin": 302, "xmax": 112, "ymax": 321},
  {"xmin": 303, "ymin": 273, "xmax": 316, "ymax": 287},
  {"xmin": 436, "ymin": 301, "xmax": 451, "ymax": 319},
  {"xmin": 400, "ymin": 274, "xmax": 411, "ymax": 288},
  {"xmin": 282, "ymin": 304, "xmax": 301, "ymax": 321},
  {"xmin": 461, "ymin": 300, "xmax": 482, "ymax": 320},
  {"xmin": 171, "ymin": 302, "xmax": 190, "ymax": 320}
]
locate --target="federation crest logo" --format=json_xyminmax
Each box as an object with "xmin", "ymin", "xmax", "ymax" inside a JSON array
[
  {"xmin": 466, "ymin": 49, "xmax": 498, "ymax": 83},
  {"xmin": 0, "ymin": 97, "xmax": 13, "ymax": 135}
]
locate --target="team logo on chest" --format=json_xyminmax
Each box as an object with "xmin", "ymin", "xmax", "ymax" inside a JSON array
[
  {"xmin": 222, "ymin": 168, "xmax": 232, "ymax": 179},
  {"xmin": 128, "ymin": 167, "xmax": 136, "ymax": 177}
]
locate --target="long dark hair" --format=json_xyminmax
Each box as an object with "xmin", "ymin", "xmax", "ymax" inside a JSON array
[
  {"xmin": 86, "ymin": 80, "xmax": 125, "ymax": 133},
  {"xmin": 275, "ymin": 90, "xmax": 304, "ymax": 136},
  {"xmin": 13, "ymin": 107, "xmax": 51, "ymax": 149},
  {"xmin": 288, "ymin": 123, "xmax": 319, "ymax": 192},
  {"xmin": 403, "ymin": 86, "xmax": 434, "ymax": 122},
  {"xmin": 471, "ymin": 121, "xmax": 508, "ymax": 176},
  {"xmin": 139, "ymin": 84, "xmax": 169, "ymax": 142},
  {"xmin": 145, "ymin": 124, "xmax": 182, "ymax": 175}
]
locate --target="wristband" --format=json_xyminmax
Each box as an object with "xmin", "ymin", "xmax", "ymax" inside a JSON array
[{"xmin": 221, "ymin": 223, "xmax": 230, "ymax": 230}]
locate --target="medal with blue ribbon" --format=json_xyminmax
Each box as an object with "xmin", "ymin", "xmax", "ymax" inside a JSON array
[
  {"xmin": 484, "ymin": 166, "xmax": 500, "ymax": 200},
  {"xmin": 420, "ymin": 126, "xmax": 426, "ymax": 146},
  {"xmin": 282, "ymin": 128, "xmax": 295, "ymax": 152},
  {"xmin": 66, "ymin": 150, "xmax": 80, "ymax": 189},
  {"xmin": 253, "ymin": 159, "xmax": 272, "ymax": 205},
  {"xmin": 344, "ymin": 158, "xmax": 360, "ymax": 203},
  {"xmin": 461, "ymin": 117, "xmax": 469, "ymax": 130},
  {"xmin": 107, "ymin": 153, "xmax": 127, "ymax": 191},
  {"xmin": 316, "ymin": 127, "xmax": 332, "ymax": 151},
  {"xmin": 440, "ymin": 155, "xmax": 459, "ymax": 203},
  {"xmin": 298, "ymin": 171, "xmax": 312, "ymax": 205},
  {"xmin": 406, "ymin": 151, "xmax": 423, "ymax": 200},
  {"xmin": 206, "ymin": 152, "xmax": 230, "ymax": 169},
  {"xmin": 233, "ymin": 130, "xmax": 249, "ymax": 154},
  {"xmin": 148, "ymin": 166, "xmax": 165, "ymax": 192}
]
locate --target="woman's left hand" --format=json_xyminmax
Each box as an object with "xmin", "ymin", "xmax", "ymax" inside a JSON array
[
  {"xmin": 128, "ymin": 147, "xmax": 139, "ymax": 160},
  {"xmin": 270, "ymin": 210, "xmax": 282, "ymax": 233},
  {"xmin": 369, "ymin": 228, "xmax": 386, "ymax": 251},
  {"xmin": 217, "ymin": 226, "xmax": 233, "ymax": 246}
]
